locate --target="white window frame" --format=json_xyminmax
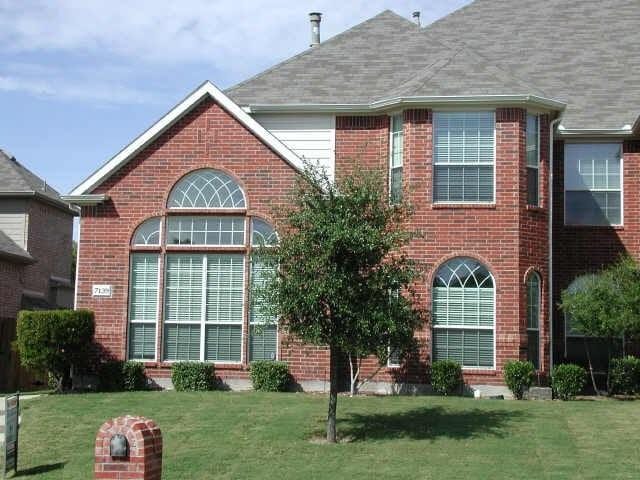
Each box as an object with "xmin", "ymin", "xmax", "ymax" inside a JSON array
[
  {"xmin": 563, "ymin": 142, "xmax": 624, "ymax": 227},
  {"xmin": 127, "ymin": 253, "xmax": 161, "ymax": 362},
  {"xmin": 388, "ymin": 112, "xmax": 404, "ymax": 205},
  {"xmin": 432, "ymin": 110, "xmax": 497, "ymax": 205},
  {"xmin": 431, "ymin": 258, "xmax": 497, "ymax": 371},
  {"xmin": 165, "ymin": 216, "xmax": 246, "ymax": 247},
  {"xmin": 387, "ymin": 345, "xmax": 401, "ymax": 368},
  {"xmin": 162, "ymin": 253, "xmax": 245, "ymax": 365},
  {"xmin": 526, "ymin": 114, "xmax": 541, "ymax": 207}
]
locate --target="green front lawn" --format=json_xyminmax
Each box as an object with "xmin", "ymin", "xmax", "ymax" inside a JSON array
[{"xmin": 12, "ymin": 392, "xmax": 640, "ymax": 479}]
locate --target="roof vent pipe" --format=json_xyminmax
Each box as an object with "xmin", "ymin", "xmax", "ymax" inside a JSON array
[
  {"xmin": 412, "ymin": 11, "xmax": 421, "ymax": 26},
  {"xmin": 309, "ymin": 12, "xmax": 322, "ymax": 47}
]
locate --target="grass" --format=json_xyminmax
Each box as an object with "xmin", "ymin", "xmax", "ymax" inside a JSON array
[{"xmin": 8, "ymin": 391, "xmax": 640, "ymax": 479}]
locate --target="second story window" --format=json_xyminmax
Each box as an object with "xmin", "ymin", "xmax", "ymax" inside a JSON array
[
  {"xmin": 564, "ymin": 143, "xmax": 622, "ymax": 226},
  {"xmin": 526, "ymin": 114, "xmax": 540, "ymax": 206},
  {"xmin": 389, "ymin": 114, "xmax": 404, "ymax": 205},
  {"xmin": 433, "ymin": 111, "xmax": 495, "ymax": 203}
]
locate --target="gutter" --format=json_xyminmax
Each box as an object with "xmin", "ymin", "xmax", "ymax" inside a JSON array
[
  {"xmin": 244, "ymin": 94, "xmax": 567, "ymax": 114},
  {"xmin": 548, "ymin": 117, "xmax": 562, "ymax": 374},
  {"xmin": 556, "ymin": 124, "xmax": 635, "ymax": 137},
  {"xmin": 61, "ymin": 194, "xmax": 110, "ymax": 206},
  {"xmin": 0, "ymin": 191, "xmax": 79, "ymax": 215}
]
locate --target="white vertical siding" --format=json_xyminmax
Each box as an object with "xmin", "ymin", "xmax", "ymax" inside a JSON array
[
  {"xmin": 0, "ymin": 199, "xmax": 28, "ymax": 249},
  {"xmin": 253, "ymin": 114, "xmax": 336, "ymax": 180}
]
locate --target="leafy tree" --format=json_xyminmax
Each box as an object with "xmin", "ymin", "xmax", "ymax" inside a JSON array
[
  {"xmin": 255, "ymin": 167, "xmax": 426, "ymax": 443},
  {"xmin": 560, "ymin": 255, "xmax": 640, "ymax": 393}
]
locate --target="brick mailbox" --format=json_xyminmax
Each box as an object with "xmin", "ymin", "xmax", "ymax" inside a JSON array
[{"xmin": 95, "ymin": 415, "xmax": 162, "ymax": 479}]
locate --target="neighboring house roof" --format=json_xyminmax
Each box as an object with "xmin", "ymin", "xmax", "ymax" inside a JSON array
[
  {"xmin": 0, "ymin": 149, "xmax": 77, "ymax": 214},
  {"xmin": 67, "ymin": 81, "xmax": 306, "ymax": 197},
  {"xmin": 0, "ymin": 229, "xmax": 33, "ymax": 264},
  {"xmin": 226, "ymin": 3, "xmax": 640, "ymax": 132}
]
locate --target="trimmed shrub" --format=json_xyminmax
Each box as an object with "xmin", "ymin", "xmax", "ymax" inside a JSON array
[
  {"xmin": 431, "ymin": 360, "xmax": 463, "ymax": 395},
  {"xmin": 249, "ymin": 361, "xmax": 290, "ymax": 392},
  {"xmin": 16, "ymin": 309, "xmax": 95, "ymax": 392},
  {"xmin": 97, "ymin": 360, "xmax": 147, "ymax": 392},
  {"xmin": 503, "ymin": 360, "xmax": 535, "ymax": 400},
  {"xmin": 610, "ymin": 356, "xmax": 640, "ymax": 395},
  {"xmin": 552, "ymin": 363, "xmax": 587, "ymax": 400},
  {"xmin": 171, "ymin": 362, "xmax": 215, "ymax": 391},
  {"xmin": 123, "ymin": 361, "xmax": 146, "ymax": 391}
]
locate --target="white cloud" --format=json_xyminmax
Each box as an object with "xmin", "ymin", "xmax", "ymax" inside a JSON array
[{"xmin": 0, "ymin": 0, "xmax": 470, "ymax": 104}]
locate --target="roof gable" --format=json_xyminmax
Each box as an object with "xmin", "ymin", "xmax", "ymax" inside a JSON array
[{"xmin": 69, "ymin": 81, "xmax": 305, "ymax": 196}]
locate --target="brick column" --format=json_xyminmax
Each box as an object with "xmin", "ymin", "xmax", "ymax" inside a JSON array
[{"xmin": 95, "ymin": 415, "xmax": 162, "ymax": 479}]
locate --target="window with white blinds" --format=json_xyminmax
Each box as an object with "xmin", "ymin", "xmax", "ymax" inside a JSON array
[
  {"xmin": 163, "ymin": 253, "xmax": 244, "ymax": 362},
  {"xmin": 564, "ymin": 143, "xmax": 622, "ymax": 226},
  {"xmin": 526, "ymin": 272, "xmax": 540, "ymax": 369},
  {"xmin": 433, "ymin": 111, "xmax": 495, "ymax": 203},
  {"xmin": 432, "ymin": 257, "xmax": 495, "ymax": 368},
  {"xmin": 249, "ymin": 256, "xmax": 278, "ymax": 361},
  {"xmin": 526, "ymin": 115, "xmax": 540, "ymax": 206},
  {"xmin": 389, "ymin": 113, "xmax": 404, "ymax": 205},
  {"xmin": 128, "ymin": 253, "xmax": 159, "ymax": 360}
]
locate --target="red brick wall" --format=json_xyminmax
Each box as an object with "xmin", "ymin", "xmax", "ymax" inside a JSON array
[
  {"xmin": 553, "ymin": 139, "xmax": 640, "ymax": 360},
  {"xmin": 342, "ymin": 108, "xmax": 549, "ymax": 386},
  {"xmin": 76, "ymin": 98, "xmax": 310, "ymax": 382}
]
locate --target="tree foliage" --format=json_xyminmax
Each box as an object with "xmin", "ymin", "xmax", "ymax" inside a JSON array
[
  {"xmin": 560, "ymin": 256, "xmax": 640, "ymax": 339},
  {"xmin": 255, "ymin": 166, "xmax": 426, "ymax": 442}
]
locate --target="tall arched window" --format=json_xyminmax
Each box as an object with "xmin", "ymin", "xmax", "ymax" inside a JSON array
[
  {"xmin": 127, "ymin": 169, "xmax": 278, "ymax": 363},
  {"xmin": 432, "ymin": 257, "xmax": 495, "ymax": 368},
  {"xmin": 526, "ymin": 272, "xmax": 541, "ymax": 369}
]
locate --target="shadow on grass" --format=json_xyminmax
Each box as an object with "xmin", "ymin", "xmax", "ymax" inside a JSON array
[
  {"xmin": 340, "ymin": 406, "xmax": 523, "ymax": 442},
  {"xmin": 15, "ymin": 462, "xmax": 66, "ymax": 476}
]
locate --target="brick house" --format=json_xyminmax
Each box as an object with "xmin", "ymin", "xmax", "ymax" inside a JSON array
[
  {"xmin": 0, "ymin": 149, "xmax": 77, "ymax": 391},
  {"xmin": 65, "ymin": 2, "xmax": 640, "ymax": 394}
]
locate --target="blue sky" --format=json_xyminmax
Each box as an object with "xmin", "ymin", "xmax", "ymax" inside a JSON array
[{"xmin": 0, "ymin": 0, "xmax": 470, "ymax": 194}]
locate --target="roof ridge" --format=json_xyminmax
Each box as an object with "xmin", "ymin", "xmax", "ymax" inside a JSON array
[{"xmin": 225, "ymin": 10, "xmax": 417, "ymax": 97}]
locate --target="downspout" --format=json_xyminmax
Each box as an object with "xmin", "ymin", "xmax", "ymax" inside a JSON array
[{"xmin": 548, "ymin": 117, "xmax": 561, "ymax": 374}]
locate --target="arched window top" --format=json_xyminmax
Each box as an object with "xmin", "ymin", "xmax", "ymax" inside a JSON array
[
  {"xmin": 132, "ymin": 217, "xmax": 161, "ymax": 246},
  {"xmin": 434, "ymin": 257, "xmax": 493, "ymax": 289},
  {"xmin": 168, "ymin": 169, "xmax": 246, "ymax": 209},
  {"xmin": 526, "ymin": 271, "xmax": 541, "ymax": 288},
  {"xmin": 251, "ymin": 218, "xmax": 278, "ymax": 246}
]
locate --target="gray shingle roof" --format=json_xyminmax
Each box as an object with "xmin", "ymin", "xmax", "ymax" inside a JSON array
[
  {"xmin": 226, "ymin": 2, "xmax": 640, "ymax": 131},
  {"xmin": 0, "ymin": 149, "xmax": 74, "ymax": 211},
  {"xmin": 0, "ymin": 229, "xmax": 33, "ymax": 264}
]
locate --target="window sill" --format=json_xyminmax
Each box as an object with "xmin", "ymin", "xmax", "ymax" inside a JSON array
[
  {"xmin": 563, "ymin": 224, "xmax": 624, "ymax": 231},
  {"xmin": 461, "ymin": 369, "xmax": 497, "ymax": 376},
  {"xmin": 431, "ymin": 203, "xmax": 496, "ymax": 210},
  {"xmin": 144, "ymin": 361, "xmax": 246, "ymax": 370},
  {"xmin": 130, "ymin": 245, "xmax": 162, "ymax": 252},
  {"xmin": 165, "ymin": 245, "xmax": 247, "ymax": 252}
]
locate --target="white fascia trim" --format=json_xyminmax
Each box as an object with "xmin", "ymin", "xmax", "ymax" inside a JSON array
[
  {"xmin": 69, "ymin": 81, "xmax": 304, "ymax": 196},
  {"xmin": 243, "ymin": 94, "xmax": 567, "ymax": 114},
  {"xmin": 61, "ymin": 194, "xmax": 110, "ymax": 206}
]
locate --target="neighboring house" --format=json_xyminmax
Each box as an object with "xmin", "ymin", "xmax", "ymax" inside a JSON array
[
  {"xmin": 0, "ymin": 149, "xmax": 77, "ymax": 391},
  {"xmin": 65, "ymin": 1, "xmax": 640, "ymax": 394}
]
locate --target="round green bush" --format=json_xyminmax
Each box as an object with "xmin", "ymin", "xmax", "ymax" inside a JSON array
[
  {"xmin": 249, "ymin": 361, "xmax": 290, "ymax": 392},
  {"xmin": 552, "ymin": 363, "xmax": 586, "ymax": 400},
  {"xmin": 171, "ymin": 362, "xmax": 215, "ymax": 391},
  {"xmin": 609, "ymin": 356, "xmax": 640, "ymax": 395},
  {"xmin": 503, "ymin": 360, "xmax": 535, "ymax": 400},
  {"xmin": 97, "ymin": 360, "xmax": 147, "ymax": 391},
  {"xmin": 16, "ymin": 309, "xmax": 95, "ymax": 392},
  {"xmin": 430, "ymin": 360, "xmax": 463, "ymax": 395}
]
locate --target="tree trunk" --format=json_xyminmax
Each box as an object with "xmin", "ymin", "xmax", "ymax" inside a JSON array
[
  {"xmin": 583, "ymin": 337, "xmax": 599, "ymax": 396},
  {"xmin": 327, "ymin": 345, "xmax": 339, "ymax": 443},
  {"xmin": 606, "ymin": 338, "xmax": 613, "ymax": 395},
  {"xmin": 348, "ymin": 354, "xmax": 360, "ymax": 396}
]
